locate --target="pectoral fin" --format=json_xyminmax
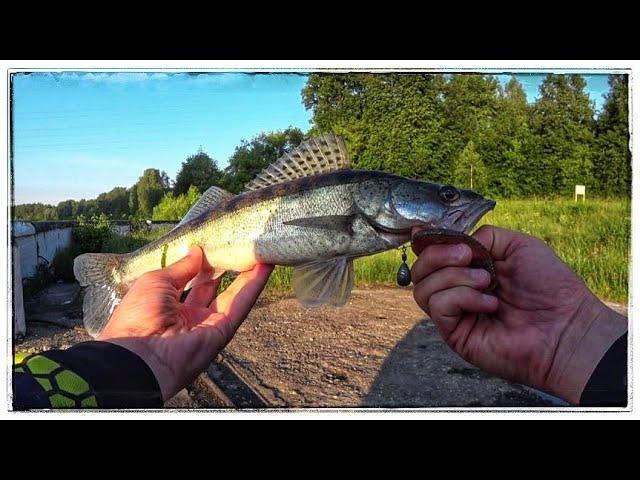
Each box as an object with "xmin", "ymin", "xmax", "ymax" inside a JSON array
[
  {"xmin": 284, "ymin": 215, "xmax": 355, "ymax": 234},
  {"xmin": 292, "ymin": 257, "xmax": 354, "ymax": 307},
  {"xmin": 184, "ymin": 268, "xmax": 226, "ymax": 291}
]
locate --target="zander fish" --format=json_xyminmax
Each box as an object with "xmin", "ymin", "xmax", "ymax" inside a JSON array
[{"xmin": 74, "ymin": 134, "xmax": 496, "ymax": 336}]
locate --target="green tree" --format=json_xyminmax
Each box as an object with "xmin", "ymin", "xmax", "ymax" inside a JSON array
[
  {"xmin": 593, "ymin": 75, "xmax": 630, "ymax": 196},
  {"xmin": 174, "ymin": 150, "xmax": 223, "ymax": 196},
  {"xmin": 136, "ymin": 168, "xmax": 169, "ymax": 218},
  {"xmin": 453, "ymin": 141, "xmax": 488, "ymax": 193},
  {"xmin": 13, "ymin": 203, "xmax": 57, "ymax": 220},
  {"xmin": 303, "ymin": 73, "xmax": 451, "ymax": 182},
  {"xmin": 128, "ymin": 185, "xmax": 139, "ymax": 217},
  {"xmin": 442, "ymin": 74, "xmax": 500, "ymax": 165},
  {"xmin": 531, "ymin": 74, "xmax": 596, "ymax": 194},
  {"xmin": 152, "ymin": 185, "xmax": 201, "ymax": 221},
  {"xmin": 480, "ymin": 76, "xmax": 539, "ymax": 196},
  {"xmin": 56, "ymin": 199, "xmax": 75, "ymax": 219},
  {"xmin": 302, "ymin": 73, "xmax": 370, "ymax": 157},
  {"xmin": 222, "ymin": 127, "xmax": 305, "ymax": 193},
  {"xmin": 96, "ymin": 187, "xmax": 130, "ymax": 219}
]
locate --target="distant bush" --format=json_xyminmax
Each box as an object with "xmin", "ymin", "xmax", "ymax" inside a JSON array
[
  {"xmin": 152, "ymin": 185, "xmax": 200, "ymax": 221},
  {"xmin": 74, "ymin": 213, "xmax": 112, "ymax": 252}
]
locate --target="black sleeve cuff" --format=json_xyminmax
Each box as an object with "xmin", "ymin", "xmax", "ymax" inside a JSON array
[
  {"xmin": 43, "ymin": 341, "xmax": 163, "ymax": 408},
  {"xmin": 579, "ymin": 332, "xmax": 628, "ymax": 407}
]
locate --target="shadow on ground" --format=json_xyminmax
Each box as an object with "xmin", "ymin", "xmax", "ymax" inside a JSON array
[{"xmin": 362, "ymin": 319, "xmax": 556, "ymax": 407}]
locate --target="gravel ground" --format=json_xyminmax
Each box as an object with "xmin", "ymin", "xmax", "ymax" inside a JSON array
[{"xmin": 15, "ymin": 282, "xmax": 628, "ymax": 409}]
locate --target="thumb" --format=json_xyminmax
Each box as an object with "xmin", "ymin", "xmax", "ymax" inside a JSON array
[
  {"xmin": 472, "ymin": 225, "xmax": 523, "ymax": 262},
  {"xmin": 162, "ymin": 245, "xmax": 203, "ymax": 289}
]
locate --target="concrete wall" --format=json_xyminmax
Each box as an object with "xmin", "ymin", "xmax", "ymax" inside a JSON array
[
  {"xmin": 11, "ymin": 220, "xmax": 178, "ymax": 280},
  {"xmin": 12, "ymin": 221, "xmax": 75, "ymax": 278},
  {"xmin": 12, "ymin": 245, "xmax": 26, "ymax": 337}
]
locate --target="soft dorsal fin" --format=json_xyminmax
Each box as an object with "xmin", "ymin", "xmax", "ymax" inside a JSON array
[
  {"xmin": 244, "ymin": 133, "xmax": 350, "ymax": 191},
  {"xmin": 174, "ymin": 186, "xmax": 233, "ymax": 229}
]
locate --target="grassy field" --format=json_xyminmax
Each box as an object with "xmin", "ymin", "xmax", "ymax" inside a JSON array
[
  {"xmin": 105, "ymin": 198, "xmax": 630, "ymax": 304},
  {"xmin": 268, "ymin": 198, "xmax": 631, "ymax": 303},
  {"xmin": 477, "ymin": 198, "xmax": 630, "ymax": 303}
]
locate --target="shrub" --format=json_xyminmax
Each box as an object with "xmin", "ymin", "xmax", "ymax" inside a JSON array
[
  {"xmin": 51, "ymin": 245, "xmax": 82, "ymax": 282},
  {"xmin": 74, "ymin": 213, "xmax": 112, "ymax": 252},
  {"xmin": 152, "ymin": 185, "xmax": 200, "ymax": 221}
]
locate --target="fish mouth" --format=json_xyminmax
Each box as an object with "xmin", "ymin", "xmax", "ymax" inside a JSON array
[{"xmin": 442, "ymin": 199, "xmax": 496, "ymax": 234}]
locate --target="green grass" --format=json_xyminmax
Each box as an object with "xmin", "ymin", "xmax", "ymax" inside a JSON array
[
  {"xmin": 475, "ymin": 198, "xmax": 630, "ymax": 304},
  {"xmin": 100, "ymin": 199, "xmax": 631, "ymax": 304}
]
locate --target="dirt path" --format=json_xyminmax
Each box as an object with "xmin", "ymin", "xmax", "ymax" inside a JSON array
[
  {"xmin": 16, "ymin": 283, "xmax": 628, "ymax": 408},
  {"xmin": 220, "ymin": 289, "xmax": 550, "ymax": 407}
]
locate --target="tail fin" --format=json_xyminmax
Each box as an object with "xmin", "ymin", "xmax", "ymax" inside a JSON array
[{"xmin": 73, "ymin": 253, "xmax": 130, "ymax": 338}]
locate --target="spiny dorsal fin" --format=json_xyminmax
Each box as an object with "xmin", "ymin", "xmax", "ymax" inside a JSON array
[
  {"xmin": 244, "ymin": 133, "xmax": 350, "ymax": 191},
  {"xmin": 174, "ymin": 186, "xmax": 233, "ymax": 229}
]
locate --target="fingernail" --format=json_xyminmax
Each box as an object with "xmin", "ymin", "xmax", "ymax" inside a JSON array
[{"xmin": 469, "ymin": 268, "xmax": 489, "ymax": 283}]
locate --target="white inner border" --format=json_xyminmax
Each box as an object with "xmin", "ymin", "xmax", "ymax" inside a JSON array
[{"xmin": 2, "ymin": 59, "xmax": 637, "ymax": 419}]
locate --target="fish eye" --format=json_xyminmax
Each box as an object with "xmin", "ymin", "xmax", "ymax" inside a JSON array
[{"xmin": 439, "ymin": 185, "xmax": 460, "ymax": 203}]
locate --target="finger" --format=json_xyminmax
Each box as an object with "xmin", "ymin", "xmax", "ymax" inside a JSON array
[
  {"xmin": 410, "ymin": 243, "xmax": 472, "ymax": 285},
  {"xmin": 185, "ymin": 278, "xmax": 221, "ymax": 307},
  {"xmin": 207, "ymin": 264, "xmax": 274, "ymax": 340},
  {"xmin": 429, "ymin": 286, "xmax": 498, "ymax": 338},
  {"xmin": 413, "ymin": 267, "xmax": 491, "ymax": 312},
  {"xmin": 161, "ymin": 245, "xmax": 203, "ymax": 290},
  {"xmin": 472, "ymin": 225, "xmax": 526, "ymax": 262}
]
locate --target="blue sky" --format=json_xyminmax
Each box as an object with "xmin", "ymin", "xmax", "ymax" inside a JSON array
[{"xmin": 12, "ymin": 72, "xmax": 611, "ymax": 205}]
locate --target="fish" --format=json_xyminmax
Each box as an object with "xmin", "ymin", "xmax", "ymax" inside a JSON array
[{"xmin": 74, "ymin": 134, "xmax": 496, "ymax": 337}]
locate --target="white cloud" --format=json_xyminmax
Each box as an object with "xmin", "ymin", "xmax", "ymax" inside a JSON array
[{"xmin": 80, "ymin": 72, "xmax": 170, "ymax": 83}]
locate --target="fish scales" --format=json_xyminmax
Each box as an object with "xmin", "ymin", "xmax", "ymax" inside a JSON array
[{"xmin": 123, "ymin": 181, "xmax": 367, "ymax": 283}]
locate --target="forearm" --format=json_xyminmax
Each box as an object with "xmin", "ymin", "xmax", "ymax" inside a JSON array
[
  {"xmin": 13, "ymin": 341, "xmax": 163, "ymax": 409},
  {"xmin": 545, "ymin": 296, "xmax": 628, "ymax": 405},
  {"xmin": 579, "ymin": 332, "xmax": 627, "ymax": 406}
]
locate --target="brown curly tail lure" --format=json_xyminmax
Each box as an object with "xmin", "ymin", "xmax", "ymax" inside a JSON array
[{"xmin": 399, "ymin": 228, "xmax": 498, "ymax": 291}]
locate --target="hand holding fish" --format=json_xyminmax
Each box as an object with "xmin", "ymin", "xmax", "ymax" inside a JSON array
[
  {"xmin": 97, "ymin": 245, "xmax": 273, "ymax": 401},
  {"xmin": 411, "ymin": 225, "xmax": 627, "ymax": 404}
]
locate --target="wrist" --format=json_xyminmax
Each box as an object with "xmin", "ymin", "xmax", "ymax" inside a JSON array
[{"xmin": 545, "ymin": 295, "xmax": 627, "ymax": 404}]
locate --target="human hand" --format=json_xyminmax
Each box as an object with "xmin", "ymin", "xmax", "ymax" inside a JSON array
[
  {"xmin": 411, "ymin": 225, "xmax": 627, "ymax": 404},
  {"xmin": 97, "ymin": 245, "xmax": 273, "ymax": 401}
]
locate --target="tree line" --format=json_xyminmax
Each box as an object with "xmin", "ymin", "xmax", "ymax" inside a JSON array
[
  {"xmin": 13, "ymin": 73, "xmax": 630, "ymax": 222},
  {"xmin": 302, "ymin": 73, "xmax": 630, "ymax": 198}
]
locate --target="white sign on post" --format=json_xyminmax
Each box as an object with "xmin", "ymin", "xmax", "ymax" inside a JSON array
[{"xmin": 575, "ymin": 185, "xmax": 586, "ymax": 202}]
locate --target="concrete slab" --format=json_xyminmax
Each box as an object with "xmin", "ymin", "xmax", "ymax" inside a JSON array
[{"xmin": 24, "ymin": 282, "xmax": 82, "ymax": 328}]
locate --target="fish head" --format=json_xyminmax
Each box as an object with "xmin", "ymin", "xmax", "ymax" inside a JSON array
[{"xmin": 355, "ymin": 177, "xmax": 496, "ymax": 236}]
